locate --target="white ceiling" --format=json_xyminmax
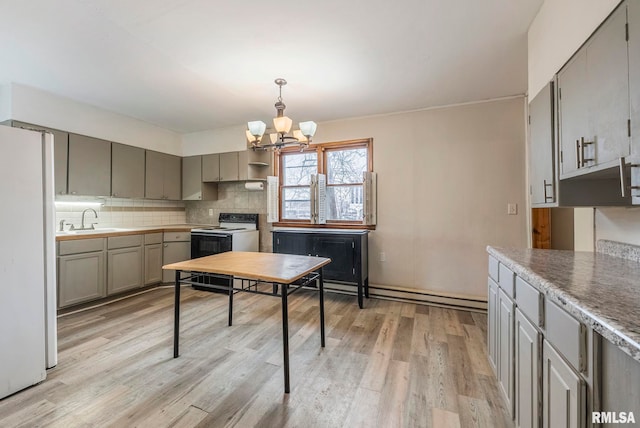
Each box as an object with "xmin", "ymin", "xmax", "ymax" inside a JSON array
[{"xmin": 0, "ymin": 0, "xmax": 542, "ymax": 133}]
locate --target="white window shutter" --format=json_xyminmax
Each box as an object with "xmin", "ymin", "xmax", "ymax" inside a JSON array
[
  {"xmin": 363, "ymin": 172, "xmax": 377, "ymax": 225},
  {"xmin": 317, "ymin": 173, "xmax": 326, "ymax": 224},
  {"xmin": 310, "ymin": 174, "xmax": 326, "ymax": 224},
  {"xmin": 267, "ymin": 176, "xmax": 279, "ymax": 223}
]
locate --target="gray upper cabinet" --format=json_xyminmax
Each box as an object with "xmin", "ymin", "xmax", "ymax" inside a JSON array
[
  {"xmin": 630, "ymin": 0, "xmax": 640, "ymax": 157},
  {"xmin": 182, "ymin": 155, "xmax": 218, "ymax": 201},
  {"xmin": 111, "ymin": 143, "xmax": 145, "ymax": 198},
  {"xmin": 220, "ymin": 152, "xmax": 239, "ymax": 181},
  {"xmin": 529, "ymin": 82, "xmax": 556, "ymax": 205},
  {"xmin": 558, "ymin": 3, "xmax": 630, "ymax": 178},
  {"xmin": 145, "ymin": 151, "xmax": 181, "ymax": 200},
  {"xmin": 202, "ymin": 152, "xmax": 239, "ymax": 182},
  {"xmin": 202, "ymin": 153, "xmax": 220, "ymax": 182},
  {"xmin": 68, "ymin": 133, "xmax": 111, "ymax": 196}
]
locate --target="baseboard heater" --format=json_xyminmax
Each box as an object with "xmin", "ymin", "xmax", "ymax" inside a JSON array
[{"xmin": 323, "ymin": 282, "xmax": 487, "ymax": 313}]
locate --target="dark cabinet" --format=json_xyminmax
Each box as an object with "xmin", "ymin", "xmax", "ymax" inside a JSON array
[{"xmin": 272, "ymin": 230, "xmax": 369, "ymax": 308}]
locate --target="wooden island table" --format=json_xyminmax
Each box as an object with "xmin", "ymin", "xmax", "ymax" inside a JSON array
[{"xmin": 163, "ymin": 251, "xmax": 331, "ymax": 393}]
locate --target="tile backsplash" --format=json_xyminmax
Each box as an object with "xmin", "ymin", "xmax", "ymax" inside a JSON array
[
  {"xmin": 185, "ymin": 182, "xmax": 272, "ymax": 252},
  {"xmin": 55, "ymin": 196, "xmax": 186, "ymax": 230}
]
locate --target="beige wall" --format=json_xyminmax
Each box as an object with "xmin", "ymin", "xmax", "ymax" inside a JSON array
[{"xmin": 313, "ymin": 98, "xmax": 527, "ymax": 299}]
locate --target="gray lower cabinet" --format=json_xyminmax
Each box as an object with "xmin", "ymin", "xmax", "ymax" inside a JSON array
[
  {"xmin": 542, "ymin": 339, "xmax": 585, "ymax": 428},
  {"xmin": 488, "ymin": 277, "xmax": 499, "ymax": 372},
  {"xmin": 162, "ymin": 232, "xmax": 191, "ymax": 283},
  {"xmin": 107, "ymin": 235, "xmax": 144, "ymax": 295},
  {"xmin": 145, "ymin": 150, "xmax": 181, "ymax": 200},
  {"xmin": 144, "ymin": 243, "xmax": 163, "ymax": 285},
  {"xmin": 515, "ymin": 308, "xmax": 541, "ymax": 428},
  {"xmin": 111, "ymin": 143, "xmax": 145, "ymax": 198},
  {"xmin": 57, "ymin": 238, "xmax": 106, "ymax": 308},
  {"xmin": 498, "ymin": 288, "xmax": 515, "ymax": 417},
  {"xmin": 68, "ymin": 133, "xmax": 111, "ymax": 196}
]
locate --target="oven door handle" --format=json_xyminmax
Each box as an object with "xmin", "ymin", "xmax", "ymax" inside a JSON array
[{"xmin": 191, "ymin": 232, "xmax": 232, "ymax": 238}]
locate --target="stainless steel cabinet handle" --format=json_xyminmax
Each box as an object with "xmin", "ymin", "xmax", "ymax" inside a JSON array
[
  {"xmin": 576, "ymin": 139, "xmax": 581, "ymax": 169},
  {"xmin": 620, "ymin": 157, "xmax": 627, "ymax": 197},
  {"xmin": 580, "ymin": 137, "xmax": 594, "ymax": 167},
  {"xmin": 543, "ymin": 179, "xmax": 554, "ymax": 202}
]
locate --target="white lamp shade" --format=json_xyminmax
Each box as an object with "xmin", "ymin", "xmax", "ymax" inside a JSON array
[
  {"xmin": 299, "ymin": 121, "xmax": 317, "ymax": 138},
  {"xmin": 293, "ymin": 130, "xmax": 307, "ymax": 142},
  {"xmin": 273, "ymin": 116, "xmax": 293, "ymax": 134},
  {"xmin": 248, "ymin": 121, "xmax": 266, "ymax": 137},
  {"xmin": 269, "ymin": 133, "xmax": 279, "ymax": 144}
]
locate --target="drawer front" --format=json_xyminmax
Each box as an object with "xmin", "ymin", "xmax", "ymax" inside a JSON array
[
  {"xmin": 488, "ymin": 255, "xmax": 499, "ymax": 282},
  {"xmin": 108, "ymin": 234, "xmax": 143, "ymax": 250},
  {"xmin": 498, "ymin": 263, "xmax": 516, "ymax": 299},
  {"xmin": 144, "ymin": 232, "xmax": 163, "ymax": 245},
  {"xmin": 164, "ymin": 232, "xmax": 191, "ymax": 242},
  {"xmin": 545, "ymin": 299, "xmax": 586, "ymax": 372},
  {"xmin": 58, "ymin": 238, "xmax": 104, "ymax": 255},
  {"xmin": 515, "ymin": 276, "xmax": 544, "ymax": 328}
]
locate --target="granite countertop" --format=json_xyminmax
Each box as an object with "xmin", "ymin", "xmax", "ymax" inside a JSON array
[
  {"xmin": 272, "ymin": 227, "xmax": 369, "ymax": 234},
  {"xmin": 56, "ymin": 224, "xmax": 209, "ymax": 241},
  {"xmin": 487, "ymin": 245, "xmax": 640, "ymax": 363}
]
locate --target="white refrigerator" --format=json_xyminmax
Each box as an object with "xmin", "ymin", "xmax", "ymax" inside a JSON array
[{"xmin": 0, "ymin": 124, "xmax": 57, "ymax": 399}]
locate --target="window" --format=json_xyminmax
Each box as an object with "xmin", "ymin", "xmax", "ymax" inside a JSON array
[{"xmin": 276, "ymin": 138, "xmax": 373, "ymax": 226}]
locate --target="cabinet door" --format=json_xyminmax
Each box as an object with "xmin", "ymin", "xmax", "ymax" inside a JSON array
[
  {"xmin": 202, "ymin": 154, "xmax": 220, "ymax": 182},
  {"xmin": 68, "ymin": 134, "xmax": 111, "ymax": 196},
  {"xmin": 145, "ymin": 150, "xmax": 165, "ymax": 199},
  {"xmin": 58, "ymin": 251, "xmax": 106, "ymax": 308},
  {"xmin": 585, "ymin": 4, "xmax": 630, "ymax": 166},
  {"xmin": 542, "ymin": 340, "xmax": 585, "ymax": 428},
  {"xmin": 107, "ymin": 246, "xmax": 143, "ymax": 295},
  {"xmin": 144, "ymin": 243, "xmax": 163, "ymax": 285},
  {"xmin": 50, "ymin": 129, "xmax": 69, "ymax": 196},
  {"xmin": 238, "ymin": 150, "xmax": 249, "ymax": 181},
  {"xmin": 163, "ymin": 154, "xmax": 182, "ymax": 200},
  {"xmin": 630, "ymin": 0, "xmax": 640, "ymax": 157},
  {"xmin": 273, "ymin": 232, "xmax": 310, "ymax": 255},
  {"xmin": 311, "ymin": 235, "xmax": 356, "ymax": 282},
  {"xmin": 220, "ymin": 152, "xmax": 239, "ymax": 181},
  {"xmin": 515, "ymin": 309, "xmax": 541, "ymax": 428},
  {"xmin": 111, "ymin": 143, "xmax": 145, "ymax": 198},
  {"xmin": 529, "ymin": 82, "xmax": 555, "ymax": 205},
  {"xmin": 558, "ymin": 49, "xmax": 588, "ymax": 176},
  {"xmin": 162, "ymin": 241, "xmax": 190, "ymax": 283},
  {"xmin": 487, "ymin": 278, "xmax": 499, "ymax": 373},
  {"xmin": 498, "ymin": 288, "xmax": 515, "ymax": 417},
  {"xmin": 182, "ymin": 155, "xmax": 203, "ymax": 200}
]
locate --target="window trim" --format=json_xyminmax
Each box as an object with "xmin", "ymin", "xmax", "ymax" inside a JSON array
[{"xmin": 274, "ymin": 138, "xmax": 374, "ymax": 229}]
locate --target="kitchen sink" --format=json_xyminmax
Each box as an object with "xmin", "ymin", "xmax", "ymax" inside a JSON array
[{"xmin": 57, "ymin": 228, "xmax": 122, "ymax": 235}]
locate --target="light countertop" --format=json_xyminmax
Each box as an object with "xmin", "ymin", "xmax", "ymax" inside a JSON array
[
  {"xmin": 55, "ymin": 224, "xmax": 208, "ymax": 241},
  {"xmin": 488, "ymin": 246, "xmax": 640, "ymax": 363}
]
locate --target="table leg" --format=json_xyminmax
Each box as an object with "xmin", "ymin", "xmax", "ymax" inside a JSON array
[
  {"xmin": 173, "ymin": 270, "xmax": 180, "ymax": 358},
  {"xmin": 319, "ymin": 268, "xmax": 325, "ymax": 348},
  {"xmin": 365, "ymin": 277, "xmax": 370, "ymax": 298},
  {"xmin": 357, "ymin": 276, "xmax": 364, "ymax": 309},
  {"xmin": 281, "ymin": 283, "xmax": 290, "ymax": 393},
  {"xmin": 228, "ymin": 276, "xmax": 233, "ymax": 327}
]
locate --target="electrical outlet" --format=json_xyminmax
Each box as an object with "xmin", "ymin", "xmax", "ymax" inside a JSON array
[
  {"xmin": 379, "ymin": 252, "xmax": 386, "ymax": 262},
  {"xmin": 507, "ymin": 203, "xmax": 518, "ymax": 215},
  {"xmin": 208, "ymin": 209, "xmax": 214, "ymax": 216}
]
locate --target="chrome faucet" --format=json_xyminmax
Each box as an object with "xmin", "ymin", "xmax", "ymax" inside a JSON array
[{"xmin": 80, "ymin": 208, "xmax": 98, "ymax": 230}]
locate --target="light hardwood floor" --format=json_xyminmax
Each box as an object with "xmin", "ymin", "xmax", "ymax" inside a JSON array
[{"xmin": 0, "ymin": 287, "xmax": 513, "ymax": 428}]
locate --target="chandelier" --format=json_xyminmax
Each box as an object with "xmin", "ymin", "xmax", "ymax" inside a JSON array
[{"xmin": 246, "ymin": 78, "xmax": 317, "ymax": 151}]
